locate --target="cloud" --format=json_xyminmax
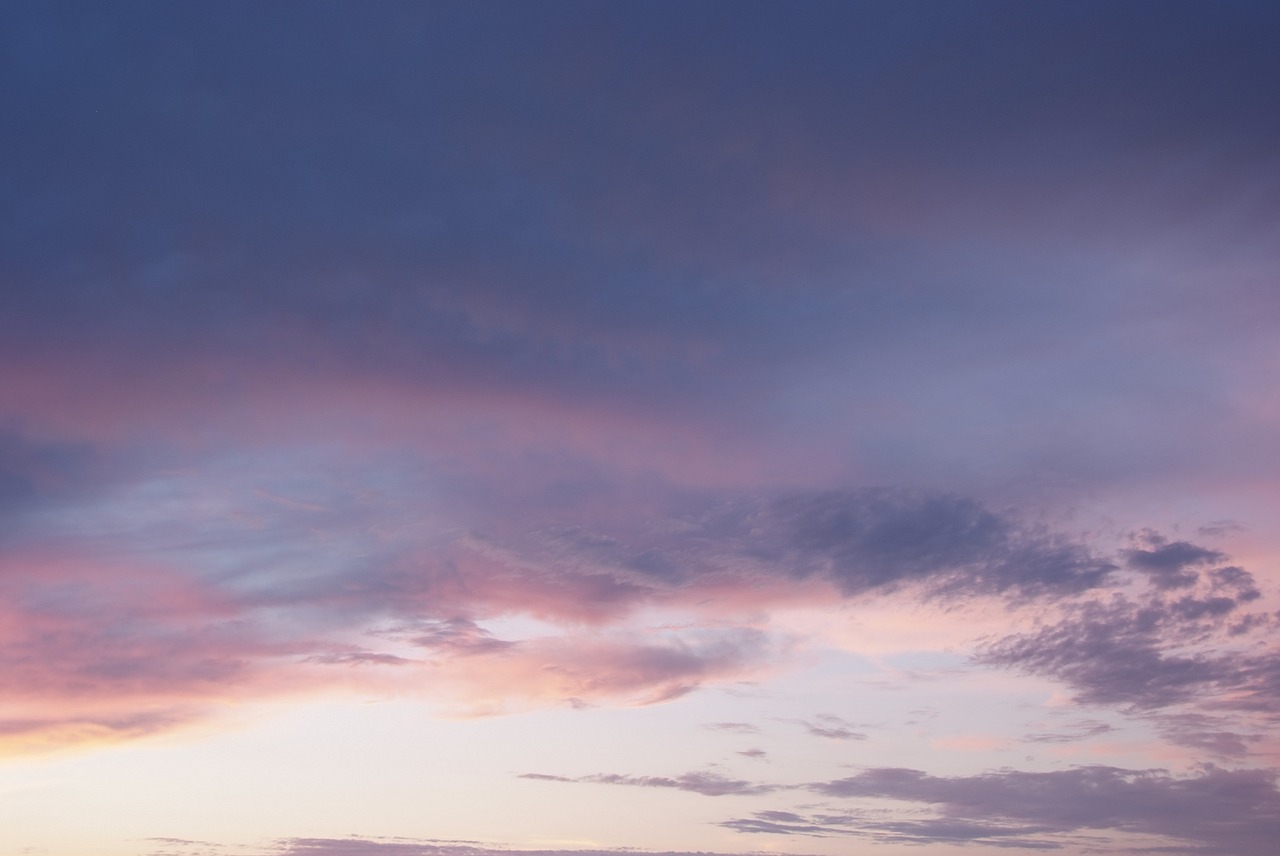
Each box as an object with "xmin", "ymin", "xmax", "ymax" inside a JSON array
[
  {"xmin": 144, "ymin": 838, "xmax": 231, "ymax": 856},
  {"xmin": 976, "ymin": 538, "xmax": 1277, "ymax": 713},
  {"xmin": 0, "ymin": 549, "xmax": 297, "ymax": 748},
  {"xmin": 980, "ymin": 601, "xmax": 1224, "ymax": 710},
  {"xmin": 800, "ymin": 714, "xmax": 867, "ymax": 741},
  {"xmin": 0, "ymin": 467, "xmax": 1186, "ymax": 756},
  {"xmin": 265, "ymin": 839, "xmax": 786, "ymax": 856},
  {"xmin": 766, "ymin": 489, "xmax": 1115, "ymax": 598},
  {"xmin": 703, "ymin": 722, "xmax": 760, "ymax": 734},
  {"xmin": 524, "ymin": 756, "xmax": 1280, "ymax": 854},
  {"xmin": 399, "ymin": 618, "xmax": 518, "ymax": 657},
  {"xmin": 0, "ymin": 522, "xmax": 790, "ymax": 753},
  {"xmin": 390, "ymin": 625, "xmax": 786, "ymax": 716},
  {"xmin": 721, "ymin": 811, "xmax": 1061, "ymax": 849},
  {"xmin": 0, "ymin": 439, "xmax": 1262, "ymax": 760},
  {"xmin": 794, "ymin": 764, "xmax": 1280, "ymax": 855},
  {"xmin": 519, "ymin": 769, "xmax": 782, "ymax": 797},
  {"xmin": 0, "ymin": 427, "xmax": 98, "ymax": 518},
  {"xmin": 719, "ymin": 814, "xmax": 838, "ymax": 837},
  {"xmin": 300, "ymin": 651, "xmax": 416, "ymax": 668},
  {"xmin": 468, "ymin": 488, "xmax": 1120, "ymax": 622},
  {"xmin": 1023, "ymin": 719, "xmax": 1115, "ymax": 744},
  {"xmin": 0, "ymin": 709, "xmax": 206, "ymax": 757},
  {"xmin": 1125, "ymin": 530, "xmax": 1229, "ymax": 590},
  {"xmin": 1146, "ymin": 713, "xmax": 1261, "ymax": 759}
]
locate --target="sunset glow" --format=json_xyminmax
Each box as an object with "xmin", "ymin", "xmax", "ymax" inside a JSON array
[{"xmin": 3, "ymin": 3, "xmax": 1280, "ymax": 856}]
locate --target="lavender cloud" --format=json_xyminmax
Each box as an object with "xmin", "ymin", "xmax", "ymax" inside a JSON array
[
  {"xmin": 519, "ymin": 760, "xmax": 1280, "ymax": 854},
  {"xmin": 264, "ymin": 840, "xmax": 773, "ymax": 856},
  {"xmin": 800, "ymin": 714, "xmax": 867, "ymax": 741},
  {"xmin": 519, "ymin": 770, "xmax": 782, "ymax": 798},
  {"xmin": 796, "ymin": 764, "xmax": 1280, "ymax": 855},
  {"xmin": 1125, "ymin": 531, "xmax": 1230, "ymax": 591},
  {"xmin": 765, "ymin": 489, "xmax": 1116, "ymax": 598},
  {"xmin": 1145, "ymin": 713, "xmax": 1261, "ymax": 759},
  {"xmin": 703, "ymin": 722, "xmax": 760, "ymax": 734},
  {"xmin": 472, "ymin": 488, "xmax": 1120, "ymax": 619},
  {"xmin": 976, "ymin": 539, "xmax": 1277, "ymax": 713},
  {"xmin": 1022, "ymin": 719, "xmax": 1115, "ymax": 744}
]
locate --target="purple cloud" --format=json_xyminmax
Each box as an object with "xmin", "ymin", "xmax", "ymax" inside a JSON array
[
  {"xmin": 1022, "ymin": 719, "xmax": 1115, "ymax": 744},
  {"xmin": 800, "ymin": 714, "xmax": 867, "ymax": 741},
  {"xmin": 797, "ymin": 764, "xmax": 1280, "ymax": 854},
  {"xmin": 977, "ymin": 540, "xmax": 1277, "ymax": 712},
  {"xmin": 703, "ymin": 722, "xmax": 760, "ymax": 734},
  {"xmin": 520, "ymin": 770, "xmax": 782, "ymax": 798},
  {"xmin": 267, "ymin": 840, "xmax": 783, "ymax": 856}
]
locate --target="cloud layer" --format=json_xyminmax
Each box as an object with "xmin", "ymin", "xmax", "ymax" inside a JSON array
[{"xmin": 5, "ymin": 3, "xmax": 1280, "ymax": 856}]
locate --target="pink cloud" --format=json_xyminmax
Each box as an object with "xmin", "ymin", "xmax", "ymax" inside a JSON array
[{"xmin": 368, "ymin": 620, "xmax": 787, "ymax": 716}]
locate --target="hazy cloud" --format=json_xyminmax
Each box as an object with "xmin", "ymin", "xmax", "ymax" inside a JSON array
[
  {"xmin": 267, "ymin": 839, "xmax": 793, "ymax": 856},
  {"xmin": 1147, "ymin": 713, "xmax": 1261, "ymax": 759},
  {"xmin": 703, "ymin": 722, "xmax": 760, "ymax": 734},
  {"xmin": 519, "ymin": 770, "xmax": 781, "ymax": 797},
  {"xmin": 800, "ymin": 714, "xmax": 867, "ymax": 741},
  {"xmin": 799, "ymin": 764, "xmax": 1280, "ymax": 855},
  {"xmin": 1023, "ymin": 719, "xmax": 1115, "ymax": 744}
]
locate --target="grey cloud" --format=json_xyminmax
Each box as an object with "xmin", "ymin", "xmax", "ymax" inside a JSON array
[
  {"xmin": 1197, "ymin": 521, "xmax": 1244, "ymax": 538},
  {"xmin": 979, "ymin": 597, "xmax": 1234, "ymax": 709},
  {"xmin": 301, "ymin": 651, "xmax": 415, "ymax": 667},
  {"xmin": 719, "ymin": 815, "xmax": 834, "ymax": 836},
  {"xmin": 0, "ymin": 427, "xmax": 100, "ymax": 526},
  {"xmin": 586, "ymin": 771, "xmax": 780, "ymax": 797},
  {"xmin": 766, "ymin": 489, "xmax": 1116, "ymax": 599},
  {"xmin": 804, "ymin": 764, "xmax": 1280, "ymax": 855},
  {"xmin": 508, "ymin": 488, "xmax": 1119, "ymax": 613},
  {"xmin": 1125, "ymin": 531, "xmax": 1228, "ymax": 590},
  {"xmin": 0, "ymin": 708, "xmax": 199, "ymax": 742},
  {"xmin": 1211, "ymin": 565, "xmax": 1262, "ymax": 602},
  {"xmin": 520, "ymin": 769, "xmax": 781, "ymax": 798},
  {"xmin": 518, "ymin": 773, "xmax": 574, "ymax": 783},
  {"xmin": 271, "ymin": 840, "xmax": 771, "ymax": 856},
  {"xmin": 801, "ymin": 714, "xmax": 867, "ymax": 741},
  {"xmin": 720, "ymin": 809, "xmax": 1061, "ymax": 848},
  {"xmin": 862, "ymin": 818, "xmax": 1061, "ymax": 849},
  {"xmin": 773, "ymin": 489, "xmax": 1008, "ymax": 588},
  {"xmin": 402, "ymin": 618, "xmax": 517, "ymax": 657},
  {"xmin": 979, "ymin": 609, "xmax": 1280, "ymax": 715},
  {"xmin": 1023, "ymin": 719, "xmax": 1115, "ymax": 744},
  {"xmin": 144, "ymin": 838, "xmax": 228, "ymax": 856},
  {"xmin": 978, "ymin": 538, "xmax": 1277, "ymax": 714},
  {"xmin": 703, "ymin": 721, "xmax": 760, "ymax": 733},
  {"xmin": 1148, "ymin": 713, "xmax": 1260, "ymax": 759},
  {"xmin": 277, "ymin": 841, "xmax": 535, "ymax": 856}
]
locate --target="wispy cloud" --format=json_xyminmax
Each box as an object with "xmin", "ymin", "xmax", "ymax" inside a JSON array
[
  {"xmin": 1023, "ymin": 719, "xmax": 1115, "ymax": 744},
  {"xmin": 796, "ymin": 764, "xmax": 1280, "ymax": 855},
  {"xmin": 521, "ymin": 760, "xmax": 1280, "ymax": 855},
  {"xmin": 977, "ymin": 538, "xmax": 1277, "ymax": 713},
  {"xmin": 799, "ymin": 714, "xmax": 867, "ymax": 741},
  {"xmin": 519, "ymin": 770, "xmax": 782, "ymax": 797}
]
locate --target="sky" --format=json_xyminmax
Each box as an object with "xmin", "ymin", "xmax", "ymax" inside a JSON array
[{"xmin": 2, "ymin": 2, "xmax": 1280, "ymax": 855}]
